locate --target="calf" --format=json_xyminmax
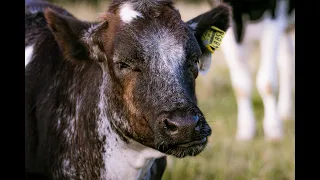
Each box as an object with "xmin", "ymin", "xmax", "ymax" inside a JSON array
[
  {"xmin": 25, "ymin": 0, "xmax": 231, "ymax": 179},
  {"xmin": 208, "ymin": 0, "xmax": 295, "ymax": 140}
]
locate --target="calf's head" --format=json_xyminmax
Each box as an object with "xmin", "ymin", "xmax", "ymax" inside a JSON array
[{"xmin": 44, "ymin": 0, "xmax": 231, "ymax": 158}]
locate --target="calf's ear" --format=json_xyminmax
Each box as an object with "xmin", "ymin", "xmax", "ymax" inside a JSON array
[
  {"xmin": 186, "ymin": 3, "xmax": 232, "ymax": 74},
  {"xmin": 44, "ymin": 8, "xmax": 93, "ymax": 62}
]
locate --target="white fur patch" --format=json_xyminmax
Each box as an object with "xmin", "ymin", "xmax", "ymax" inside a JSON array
[
  {"xmin": 62, "ymin": 159, "xmax": 76, "ymax": 177},
  {"xmin": 142, "ymin": 28, "xmax": 184, "ymax": 78},
  {"xmin": 119, "ymin": 3, "xmax": 143, "ymax": 23},
  {"xmin": 277, "ymin": 33, "xmax": 294, "ymax": 121},
  {"xmin": 102, "ymin": 139, "xmax": 165, "ymax": 180},
  {"xmin": 25, "ymin": 45, "xmax": 34, "ymax": 67},
  {"xmin": 188, "ymin": 22, "xmax": 198, "ymax": 31},
  {"xmin": 198, "ymin": 53, "xmax": 212, "ymax": 75}
]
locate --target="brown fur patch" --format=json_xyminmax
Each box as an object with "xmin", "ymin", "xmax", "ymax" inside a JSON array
[
  {"xmin": 122, "ymin": 74, "xmax": 154, "ymax": 145},
  {"xmin": 123, "ymin": 75, "xmax": 140, "ymax": 115},
  {"xmin": 98, "ymin": 12, "xmax": 120, "ymax": 59}
]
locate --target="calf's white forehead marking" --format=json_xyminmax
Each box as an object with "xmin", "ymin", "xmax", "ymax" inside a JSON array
[
  {"xmin": 151, "ymin": 29, "xmax": 184, "ymax": 74},
  {"xmin": 119, "ymin": 3, "xmax": 143, "ymax": 23},
  {"xmin": 25, "ymin": 45, "xmax": 34, "ymax": 67}
]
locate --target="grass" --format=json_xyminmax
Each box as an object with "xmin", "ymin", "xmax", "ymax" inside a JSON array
[{"xmin": 51, "ymin": 1, "xmax": 295, "ymax": 179}]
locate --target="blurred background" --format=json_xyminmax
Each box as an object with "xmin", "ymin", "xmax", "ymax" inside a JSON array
[{"xmin": 44, "ymin": 0, "xmax": 295, "ymax": 179}]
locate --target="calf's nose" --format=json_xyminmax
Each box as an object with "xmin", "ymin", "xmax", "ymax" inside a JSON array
[{"xmin": 159, "ymin": 113, "xmax": 201, "ymax": 143}]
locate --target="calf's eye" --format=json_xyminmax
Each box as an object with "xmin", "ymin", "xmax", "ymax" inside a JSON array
[{"xmin": 117, "ymin": 62, "xmax": 130, "ymax": 70}]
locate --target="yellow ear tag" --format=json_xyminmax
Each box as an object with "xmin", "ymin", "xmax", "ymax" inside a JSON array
[{"xmin": 201, "ymin": 26, "xmax": 226, "ymax": 54}]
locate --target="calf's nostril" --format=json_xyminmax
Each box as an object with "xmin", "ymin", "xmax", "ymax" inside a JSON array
[
  {"xmin": 193, "ymin": 115, "xmax": 199, "ymax": 123},
  {"xmin": 163, "ymin": 118, "xmax": 178, "ymax": 134},
  {"xmin": 194, "ymin": 115, "xmax": 201, "ymax": 131}
]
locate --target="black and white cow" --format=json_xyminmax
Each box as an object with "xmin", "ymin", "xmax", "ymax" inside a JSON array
[
  {"xmin": 25, "ymin": 0, "xmax": 231, "ymax": 179},
  {"xmin": 208, "ymin": 0, "xmax": 295, "ymax": 140}
]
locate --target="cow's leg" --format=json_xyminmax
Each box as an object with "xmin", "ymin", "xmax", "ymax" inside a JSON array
[
  {"xmin": 256, "ymin": 15, "xmax": 287, "ymax": 140},
  {"xmin": 277, "ymin": 31, "xmax": 295, "ymax": 121},
  {"xmin": 221, "ymin": 29, "xmax": 256, "ymax": 140}
]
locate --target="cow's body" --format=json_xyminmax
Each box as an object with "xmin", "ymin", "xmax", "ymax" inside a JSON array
[
  {"xmin": 214, "ymin": 0, "xmax": 295, "ymax": 140},
  {"xmin": 25, "ymin": 0, "xmax": 231, "ymax": 179}
]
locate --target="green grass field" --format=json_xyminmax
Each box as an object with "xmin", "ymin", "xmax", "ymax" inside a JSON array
[{"xmin": 54, "ymin": 1, "xmax": 295, "ymax": 179}]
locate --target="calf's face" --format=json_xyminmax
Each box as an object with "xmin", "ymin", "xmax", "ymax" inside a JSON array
[{"xmin": 44, "ymin": 0, "xmax": 231, "ymax": 158}]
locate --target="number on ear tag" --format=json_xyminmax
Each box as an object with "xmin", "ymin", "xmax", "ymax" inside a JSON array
[{"xmin": 201, "ymin": 26, "xmax": 226, "ymax": 54}]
